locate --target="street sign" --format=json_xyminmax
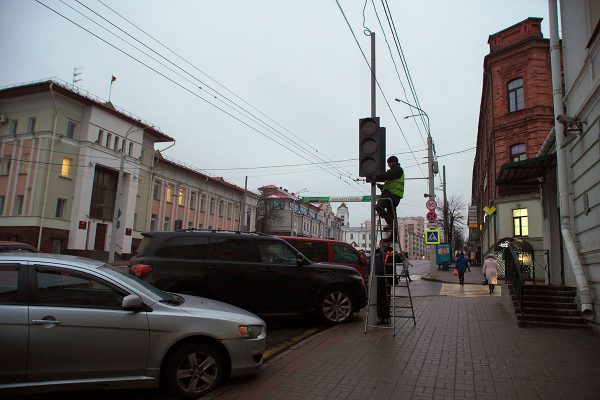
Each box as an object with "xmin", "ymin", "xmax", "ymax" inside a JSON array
[
  {"xmin": 426, "ymin": 211, "xmax": 437, "ymax": 223},
  {"xmin": 424, "ymin": 229, "xmax": 441, "ymax": 245},
  {"xmin": 425, "ymin": 199, "xmax": 437, "ymax": 210}
]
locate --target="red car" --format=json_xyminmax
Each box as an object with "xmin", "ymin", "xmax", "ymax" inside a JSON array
[
  {"xmin": 0, "ymin": 241, "xmax": 38, "ymax": 252},
  {"xmin": 276, "ymin": 236, "xmax": 368, "ymax": 280}
]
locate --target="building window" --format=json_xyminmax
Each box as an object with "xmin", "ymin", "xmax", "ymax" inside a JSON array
[
  {"xmin": 97, "ymin": 129, "xmax": 103, "ymax": 144},
  {"xmin": 227, "ymin": 203, "xmax": 232, "ymax": 219},
  {"xmin": 150, "ymin": 214, "xmax": 158, "ymax": 231},
  {"xmin": 106, "ymin": 133, "xmax": 112, "ymax": 147},
  {"xmin": 200, "ymin": 194, "xmax": 206, "ymax": 210},
  {"xmin": 19, "ymin": 153, "xmax": 30, "ymax": 174},
  {"xmin": 350, "ymin": 234, "xmax": 354, "ymax": 240},
  {"xmin": 510, "ymin": 144, "xmax": 527, "ymax": 162},
  {"xmin": 113, "ymin": 137, "xmax": 120, "ymax": 152},
  {"xmin": 190, "ymin": 191, "xmax": 196, "ymax": 209},
  {"xmin": 166, "ymin": 186, "xmax": 173, "ymax": 203},
  {"xmin": 209, "ymin": 197, "xmax": 215, "ymax": 214},
  {"xmin": 14, "ymin": 195, "xmax": 24, "ymax": 216},
  {"xmin": 513, "ymin": 208, "xmax": 529, "ymax": 237},
  {"xmin": 0, "ymin": 195, "xmax": 5, "ymax": 215},
  {"xmin": 0, "ymin": 158, "xmax": 11, "ymax": 175},
  {"xmin": 27, "ymin": 117, "xmax": 36, "ymax": 133},
  {"xmin": 153, "ymin": 181, "xmax": 161, "ymax": 200},
  {"xmin": 60, "ymin": 157, "xmax": 72, "ymax": 178},
  {"xmin": 9, "ymin": 120, "xmax": 18, "ymax": 135},
  {"xmin": 218, "ymin": 200, "xmax": 224, "ymax": 217},
  {"xmin": 55, "ymin": 198, "xmax": 66, "ymax": 218},
  {"xmin": 128, "ymin": 141, "xmax": 133, "ymax": 156},
  {"xmin": 163, "ymin": 217, "xmax": 170, "ymax": 231},
  {"xmin": 178, "ymin": 189, "xmax": 184, "ymax": 206},
  {"xmin": 508, "ymin": 78, "xmax": 524, "ymax": 112},
  {"xmin": 66, "ymin": 120, "xmax": 77, "ymax": 138}
]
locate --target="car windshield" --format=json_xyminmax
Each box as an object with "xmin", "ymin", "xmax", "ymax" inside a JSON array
[{"xmin": 99, "ymin": 265, "xmax": 177, "ymax": 302}]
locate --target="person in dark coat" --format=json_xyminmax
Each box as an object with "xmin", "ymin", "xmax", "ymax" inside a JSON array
[
  {"xmin": 455, "ymin": 252, "xmax": 469, "ymax": 286},
  {"xmin": 371, "ymin": 156, "xmax": 404, "ymax": 232}
]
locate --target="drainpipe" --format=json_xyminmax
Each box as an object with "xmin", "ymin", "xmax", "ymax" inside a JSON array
[
  {"xmin": 37, "ymin": 82, "xmax": 59, "ymax": 250},
  {"xmin": 548, "ymin": 0, "xmax": 594, "ymax": 319},
  {"xmin": 537, "ymin": 127, "xmax": 555, "ymax": 157}
]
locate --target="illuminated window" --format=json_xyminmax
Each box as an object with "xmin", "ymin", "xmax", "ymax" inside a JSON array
[
  {"xmin": 166, "ymin": 186, "xmax": 173, "ymax": 203},
  {"xmin": 60, "ymin": 157, "xmax": 72, "ymax": 178},
  {"xmin": 178, "ymin": 189, "xmax": 184, "ymax": 206},
  {"xmin": 510, "ymin": 144, "xmax": 527, "ymax": 162},
  {"xmin": 513, "ymin": 208, "xmax": 528, "ymax": 236},
  {"xmin": 508, "ymin": 78, "xmax": 524, "ymax": 112}
]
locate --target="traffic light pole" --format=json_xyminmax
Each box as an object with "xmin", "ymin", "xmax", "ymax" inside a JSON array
[{"xmin": 368, "ymin": 32, "xmax": 378, "ymax": 326}]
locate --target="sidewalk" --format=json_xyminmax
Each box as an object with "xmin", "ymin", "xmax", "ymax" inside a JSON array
[
  {"xmin": 421, "ymin": 265, "xmax": 487, "ymax": 285},
  {"xmin": 214, "ymin": 293, "xmax": 600, "ymax": 399}
]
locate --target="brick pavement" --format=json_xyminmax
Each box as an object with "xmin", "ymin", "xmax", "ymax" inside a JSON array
[{"xmin": 214, "ymin": 293, "xmax": 600, "ymax": 400}]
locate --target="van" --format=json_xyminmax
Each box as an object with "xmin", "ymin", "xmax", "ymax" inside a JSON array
[{"xmin": 276, "ymin": 236, "xmax": 368, "ymax": 280}]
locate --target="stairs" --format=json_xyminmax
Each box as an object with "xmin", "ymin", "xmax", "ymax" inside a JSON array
[{"xmin": 512, "ymin": 285, "xmax": 589, "ymax": 329}]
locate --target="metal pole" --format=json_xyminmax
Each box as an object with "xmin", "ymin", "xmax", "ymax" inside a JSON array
[
  {"xmin": 368, "ymin": 32, "xmax": 378, "ymax": 326},
  {"xmin": 240, "ymin": 176, "xmax": 248, "ymax": 231},
  {"xmin": 443, "ymin": 165, "xmax": 449, "ymax": 243}
]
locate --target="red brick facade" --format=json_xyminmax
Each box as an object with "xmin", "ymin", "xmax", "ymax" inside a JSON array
[{"xmin": 471, "ymin": 18, "xmax": 555, "ymax": 240}]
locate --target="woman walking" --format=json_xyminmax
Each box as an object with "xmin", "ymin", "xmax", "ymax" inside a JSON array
[
  {"xmin": 483, "ymin": 254, "xmax": 498, "ymax": 294},
  {"xmin": 455, "ymin": 252, "xmax": 469, "ymax": 286}
]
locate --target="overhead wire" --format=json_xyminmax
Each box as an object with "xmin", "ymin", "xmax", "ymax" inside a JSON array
[{"xmin": 33, "ymin": 0, "xmax": 367, "ymax": 193}]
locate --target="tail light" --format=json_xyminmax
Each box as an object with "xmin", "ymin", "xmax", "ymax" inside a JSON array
[{"xmin": 129, "ymin": 264, "xmax": 153, "ymax": 277}]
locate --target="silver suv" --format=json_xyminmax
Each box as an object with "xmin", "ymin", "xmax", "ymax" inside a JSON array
[{"xmin": 0, "ymin": 253, "xmax": 265, "ymax": 398}]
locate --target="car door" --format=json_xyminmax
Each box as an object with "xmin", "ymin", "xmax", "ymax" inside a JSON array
[
  {"xmin": 26, "ymin": 265, "xmax": 150, "ymax": 382},
  {"xmin": 332, "ymin": 243, "xmax": 366, "ymax": 278},
  {"xmin": 255, "ymin": 240, "xmax": 313, "ymax": 313},
  {"xmin": 0, "ymin": 262, "xmax": 28, "ymax": 385},
  {"xmin": 209, "ymin": 236, "xmax": 261, "ymax": 310}
]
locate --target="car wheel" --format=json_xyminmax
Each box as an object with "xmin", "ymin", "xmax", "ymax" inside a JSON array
[
  {"xmin": 164, "ymin": 342, "xmax": 227, "ymax": 398},
  {"xmin": 317, "ymin": 288, "xmax": 354, "ymax": 324}
]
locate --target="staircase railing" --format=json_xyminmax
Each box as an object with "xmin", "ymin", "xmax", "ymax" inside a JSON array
[{"xmin": 503, "ymin": 247, "xmax": 525, "ymax": 316}]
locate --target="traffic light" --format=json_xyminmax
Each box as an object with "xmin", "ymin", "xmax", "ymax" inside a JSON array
[{"xmin": 358, "ymin": 117, "xmax": 386, "ymax": 178}]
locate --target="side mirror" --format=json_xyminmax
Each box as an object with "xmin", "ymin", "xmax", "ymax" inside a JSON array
[
  {"xmin": 296, "ymin": 253, "xmax": 305, "ymax": 266},
  {"xmin": 122, "ymin": 294, "xmax": 145, "ymax": 312}
]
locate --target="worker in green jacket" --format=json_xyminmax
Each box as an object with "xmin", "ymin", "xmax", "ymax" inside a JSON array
[{"xmin": 372, "ymin": 156, "xmax": 404, "ymax": 234}]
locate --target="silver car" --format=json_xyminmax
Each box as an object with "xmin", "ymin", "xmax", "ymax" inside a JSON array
[{"xmin": 0, "ymin": 253, "xmax": 266, "ymax": 398}]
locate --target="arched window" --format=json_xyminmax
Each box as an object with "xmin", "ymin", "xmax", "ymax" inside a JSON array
[
  {"xmin": 510, "ymin": 144, "xmax": 527, "ymax": 162},
  {"xmin": 508, "ymin": 78, "xmax": 524, "ymax": 112}
]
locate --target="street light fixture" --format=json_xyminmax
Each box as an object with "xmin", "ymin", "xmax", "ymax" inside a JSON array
[
  {"xmin": 394, "ymin": 98, "xmax": 437, "ymax": 278},
  {"xmin": 109, "ymin": 124, "xmax": 153, "ymax": 263}
]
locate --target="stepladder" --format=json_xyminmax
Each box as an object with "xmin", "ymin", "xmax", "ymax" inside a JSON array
[{"xmin": 364, "ymin": 202, "xmax": 416, "ymax": 336}]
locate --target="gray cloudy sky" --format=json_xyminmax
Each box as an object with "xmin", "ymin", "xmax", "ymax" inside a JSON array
[{"xmin": 0, "ymin": 0, "xmax": 550, "ymax": 226}]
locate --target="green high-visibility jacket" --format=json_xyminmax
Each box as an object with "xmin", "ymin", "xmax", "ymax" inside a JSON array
[{"xmin": 382, "ymin": 174, "xmax": 404, "ymax": 198}]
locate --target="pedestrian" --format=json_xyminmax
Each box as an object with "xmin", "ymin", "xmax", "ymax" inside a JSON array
[
  {"xmin": 483, "ymin": 254, "xmax": 499, "ymax": 294},
  {"xmin": 374, "ymin": 241, "xmax": 390, "ymax": 325},
  {"xmin": 371, "ymin": 156, "xmax": 404, "ymax": 234},
  {"xmin": 455, "ymin": 252, "xmax": 468, "ymax": 286}
]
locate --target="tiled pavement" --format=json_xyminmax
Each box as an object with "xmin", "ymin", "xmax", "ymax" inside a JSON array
[{"xmin": 214, "ymin": 290, "xmax": 600, "ymax": 400}]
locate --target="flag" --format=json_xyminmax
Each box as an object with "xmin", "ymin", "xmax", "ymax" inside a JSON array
[{"xmin": 111, "ymin": 75, "xmax": 117, "ymax": 83}]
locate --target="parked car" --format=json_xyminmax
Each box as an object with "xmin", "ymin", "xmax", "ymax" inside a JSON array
[
  {"xmin": 129, "ymin": 230, "xmax": 367, "ymax": 324},
  {"xmin": 0, "ymin": 253, "xmax": 265, "ymax": 398},
  {"xmin": 276, "ymin": 236, "xmax": 368, "ymax": 280},
  {"xmin": 0, "ymin": 241, "xmax": 38, "ymax": 252}
]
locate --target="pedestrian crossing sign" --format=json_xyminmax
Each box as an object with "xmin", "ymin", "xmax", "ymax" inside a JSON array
[{"xmin": 424, "ymin": 229, "xmax": 441, "ymax": 245}]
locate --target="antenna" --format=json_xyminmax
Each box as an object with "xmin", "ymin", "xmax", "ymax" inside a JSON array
[{"xmin": 73, "ymin": 66, "xmax": 82, "ymax": 85}]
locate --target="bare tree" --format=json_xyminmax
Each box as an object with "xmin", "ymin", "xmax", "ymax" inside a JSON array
[
  {"xmin": 438, "ymin": 194, "xmax": 467, "ymax": 252},
  {"xmin": 255, "ymin": 189, "xmax": 278, "ymax": 233}
]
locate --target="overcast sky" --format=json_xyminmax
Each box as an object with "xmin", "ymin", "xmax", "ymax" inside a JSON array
[{"xmin": 0, "ymin": 0, "xmax": 550, "ymax": 227}]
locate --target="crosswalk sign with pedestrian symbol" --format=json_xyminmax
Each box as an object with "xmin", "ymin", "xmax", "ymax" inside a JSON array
[{"xmin": 424, "ymin": 229, "xmax": 441, "ymax": 245}]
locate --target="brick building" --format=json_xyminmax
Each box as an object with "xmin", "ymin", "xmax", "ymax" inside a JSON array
[{"xmin": 471, "ymin": 18, "xmax": 556, "ymax": 270}]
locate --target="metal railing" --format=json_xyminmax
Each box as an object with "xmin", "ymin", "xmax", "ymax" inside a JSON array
[{"xmin": 503, "ymin": 246, "xmax": 525, "ymax": 316}]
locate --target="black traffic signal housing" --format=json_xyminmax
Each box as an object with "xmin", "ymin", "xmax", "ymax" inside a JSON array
[{"xmin": 358, "ymin": 117, "xmax": 386, "ymax": 178}]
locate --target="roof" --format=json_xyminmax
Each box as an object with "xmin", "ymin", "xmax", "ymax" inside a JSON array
[
  {"xmin": 496, "ymin": 154, "xmax": 556, "ymax": 185},
  {"xmin": 0, "ymin": 79, "xmax": 174, "ymax": 143}
]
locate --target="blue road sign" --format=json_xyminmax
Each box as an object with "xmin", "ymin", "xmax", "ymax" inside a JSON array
[{"xmin": 424, "ymin": 229, "xmax": 441, "ymax": 245}]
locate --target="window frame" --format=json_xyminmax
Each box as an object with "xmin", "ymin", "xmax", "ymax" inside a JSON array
[
  {"xmin": 60, "ymin": 157, "xmax": 72, "ymax": 178},
  {"xmin": 512, "ymin": 208, "xmax": 529, "ymax": 237},
  {"xmin": 55, "ymin": 198, "xmax": 66, "ymax": 218},
  {"xmin": 508, "ymin": 78, "xmax": 525, "ymax": 112},
  {"xmin": 510, "ymin": 144, "xmax": 527, "ymax": 162},
  {"xmin": 66, "ymin": 120, "xmax": 77, "ymax": 139}
]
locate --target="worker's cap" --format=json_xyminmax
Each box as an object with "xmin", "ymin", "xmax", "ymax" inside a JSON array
[{"xmin": 387, "ymin": 156, "xmax": 398, "ymax": 163}]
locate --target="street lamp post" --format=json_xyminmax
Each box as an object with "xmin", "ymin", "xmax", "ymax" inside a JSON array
[
  {"xmin": 394, "ymin": 98, "xmax": 437, "ymax": 278},
  {"xmin": 108, "ymin": 124, "xmax": 150, "ymax": 263}
]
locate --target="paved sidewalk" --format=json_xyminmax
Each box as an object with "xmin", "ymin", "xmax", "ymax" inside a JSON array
[
  {"xmin": 421, "ymin": 265, "xmax": 488, "ymax": 285},
  {"xmin": 214, "ymin": 294, "xmax": 600, "ymax": 400}
]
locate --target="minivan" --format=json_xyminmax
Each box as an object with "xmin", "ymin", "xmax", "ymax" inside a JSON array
[{"xmin": 276, "ymin": 236, "xmax": 368, "ymax": 280}]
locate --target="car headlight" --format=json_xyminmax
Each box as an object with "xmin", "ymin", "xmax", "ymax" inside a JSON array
[{"xmin": 238, "ymin": 325, "xmax": 264, "ymax": 339}]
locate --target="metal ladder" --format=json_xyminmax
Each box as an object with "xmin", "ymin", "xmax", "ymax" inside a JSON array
[{"xmin": 364, "ymin": 199, "xmax": 416, "ymax": 336}]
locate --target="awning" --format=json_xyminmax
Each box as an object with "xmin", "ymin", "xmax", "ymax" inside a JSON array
[{"xmin": 496, "ymin": 154, "xmax": 556, "ymax": 185}]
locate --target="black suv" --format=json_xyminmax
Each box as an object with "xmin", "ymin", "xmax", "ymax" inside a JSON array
[{"xmin": 129, "ymin": 230, "xmax": 367, "ymax": 324}]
